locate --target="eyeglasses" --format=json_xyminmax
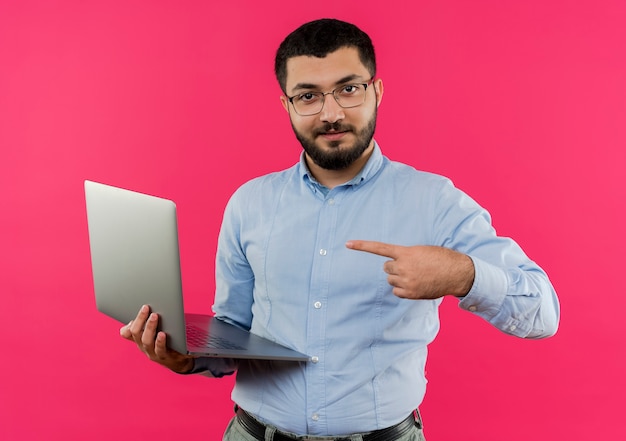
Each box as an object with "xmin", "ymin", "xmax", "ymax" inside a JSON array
[{"xmin": 287, "ymin": 79, "xmax": 374, "ymax": 116}]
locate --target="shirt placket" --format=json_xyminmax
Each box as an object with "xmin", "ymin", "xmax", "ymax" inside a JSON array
[{"xmin": 304, "ymin": 187, "xmax": 342, "ymax": 434}]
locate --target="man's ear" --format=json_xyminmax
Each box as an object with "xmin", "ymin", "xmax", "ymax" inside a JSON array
[
  {"xmin": 280, "ymin": 95, "xmax": 289, "ymax": 113},
  {"xmin": 374, "ymin": 78, "xmax": 384, "ymax": 107}
]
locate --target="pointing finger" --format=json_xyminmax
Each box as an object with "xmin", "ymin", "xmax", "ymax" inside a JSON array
[{"xmin": 346, "ymin": 240, "xmax": 402, "ymax": 259}]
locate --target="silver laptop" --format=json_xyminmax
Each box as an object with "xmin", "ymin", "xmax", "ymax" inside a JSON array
[{"xmin": 84, "ymin": 180, "xmax": 310, "ymax": 362}]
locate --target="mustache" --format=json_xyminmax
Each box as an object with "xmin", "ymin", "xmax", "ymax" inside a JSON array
[{"xmin": 313, "ymin": 122, "xmax": 354, "ymax": 136}]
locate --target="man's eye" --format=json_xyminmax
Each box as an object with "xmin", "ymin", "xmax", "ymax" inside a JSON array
[
  {"xmin": 299, "ymin": 93, "xmax": 319, "ymax": 103},
  {"xmin": 341, "ymin": 85, "xmax": 359, "ymax": 94}
]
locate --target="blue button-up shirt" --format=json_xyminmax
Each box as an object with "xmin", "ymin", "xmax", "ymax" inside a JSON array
[{"xmin": 198, "ymin": 142, "xmax": 559, "ymax": 436}]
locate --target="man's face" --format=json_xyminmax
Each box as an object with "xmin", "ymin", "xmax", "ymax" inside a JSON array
[{"xmin": 280, "ymin": 47, "xmax": 383, "ymax": 171}]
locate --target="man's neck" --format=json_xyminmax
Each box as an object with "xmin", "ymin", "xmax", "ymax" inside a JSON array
[{"xmin": 305, "ymin": 143, "xmax": 375, "ymax": 190}]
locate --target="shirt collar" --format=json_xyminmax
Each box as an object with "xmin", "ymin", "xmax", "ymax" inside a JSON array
[{"xmin": 298, "ymin": 140, "xmax": 384, "ymax": 189}]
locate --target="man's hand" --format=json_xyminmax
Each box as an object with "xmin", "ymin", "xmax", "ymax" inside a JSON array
[
  {"xmin": 120, "ymin": 305, "xmax": 195, "ymax": 374},
  {"xmin": 346, "ymin": 240, "xmax": 475, "ymax": 300}
]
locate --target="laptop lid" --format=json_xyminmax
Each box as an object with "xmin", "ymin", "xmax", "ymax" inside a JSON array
[{"xmin": 84, "ymin": 180, "xmax": 309, "ymax": 361}]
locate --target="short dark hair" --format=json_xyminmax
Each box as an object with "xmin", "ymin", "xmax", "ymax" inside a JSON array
[{"xmin": 274, "ymin": 18, "xmax": 376, "ymax": 93}]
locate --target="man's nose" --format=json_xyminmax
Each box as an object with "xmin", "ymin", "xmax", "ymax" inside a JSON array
[{"xmin": 319, "ymin": 95, "xmax": 345, "ymax": 123}]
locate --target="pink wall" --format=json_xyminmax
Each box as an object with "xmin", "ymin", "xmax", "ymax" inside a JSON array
[{"xmin": 1, "ymin": 1, "xmax": 624, "ymax": 439}]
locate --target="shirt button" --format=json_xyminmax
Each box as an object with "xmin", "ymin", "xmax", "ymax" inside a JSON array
[
  {"xmin": 311, "ymin": 356, "xmax": 319, "ymax": 363},
  {"xmin": 314, "ymin": 301, "xmax": 322, "ymax": 309},
  {"xmin": 328, "ymin": 198, "xmax": 335, "ymax": 205},
  {"xmin": 510, "ymin": 325, "xmax": 517, "ymax": 331},
  {"xmin": 319, "ymin": 249, "xmax": 327, "ymax": 256},
  {"xmin": 469, "ymin": 306, "xmax": 477, "ymax": 312},
  {"xmin": 312, "ymin": 413, "xmax": 319, "ymax": 421}
]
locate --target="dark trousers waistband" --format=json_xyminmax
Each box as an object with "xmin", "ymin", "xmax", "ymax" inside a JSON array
[{"xmin": 235, "ymin": 407, "xmax": 420, "ymax": 441}]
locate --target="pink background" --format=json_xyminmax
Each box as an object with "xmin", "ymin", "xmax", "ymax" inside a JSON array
[{"xmin": 1, "ymin": 0, "xmax": 624, "ymax": 439}]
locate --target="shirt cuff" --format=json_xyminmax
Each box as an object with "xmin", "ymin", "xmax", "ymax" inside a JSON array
[
  {"xmin": 178, "ymin": 357, "xmax": 238, "ymax": 378},
  {"xmin": 458, "ymin": 255, "xmax": 508, "ymax": 318},
  {"xmin": 459, "ymin": 256, "xmax": 534, "ymax": 337}
]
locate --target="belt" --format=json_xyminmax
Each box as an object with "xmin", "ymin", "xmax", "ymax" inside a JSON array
[{"xmin": 235, "ymin": 407, "xmax": 418, "ymax": 441}]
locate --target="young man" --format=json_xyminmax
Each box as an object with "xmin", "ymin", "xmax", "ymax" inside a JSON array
[{"xmin": 122, "ymin": 19, "xmax": 560, "ymax": 440}]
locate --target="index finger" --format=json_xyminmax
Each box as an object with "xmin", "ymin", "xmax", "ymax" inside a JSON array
[
  {"xmin": 128, "ymin": 304, "xmax": 150, "ymax": 338},
  {"xmin": 345, "ymin": 240, "xmax": 402, "ymax": 259}
]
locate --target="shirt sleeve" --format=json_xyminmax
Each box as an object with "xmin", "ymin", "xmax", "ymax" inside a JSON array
[
  {"xmin": 432, "ymin": 178, "xmax": 560, "ymax": 338},
  {"xmin": 179, "ymin": 356, "xmax": 238, "ymax": 377},
  {"xmin": 211, "ymin": 185, "xmax": 256, "ymax": 329}
]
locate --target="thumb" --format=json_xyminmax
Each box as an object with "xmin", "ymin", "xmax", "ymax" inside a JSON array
[{"xmin": 120, "ymin": 321, "xmax": 133, "ymax": 339}]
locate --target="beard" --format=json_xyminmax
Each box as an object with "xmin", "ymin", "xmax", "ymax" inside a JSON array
[{"xmin": 291, "ymin": 110, "xmax": 377, "ymax": 171}]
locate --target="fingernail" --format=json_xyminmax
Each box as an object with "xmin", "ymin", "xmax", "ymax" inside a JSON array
[{"xmin": 141, "ymin": 305, "xmax": 148, "ymax": 313}]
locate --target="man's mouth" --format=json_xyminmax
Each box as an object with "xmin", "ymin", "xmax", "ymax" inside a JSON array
[
  {"xmin": 316, "ymin": 123, "xmax": 352, "ymax": 141},
  {"xmin": 319, "ymin": 130, "xmax": 348, "ymax": 141}
]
